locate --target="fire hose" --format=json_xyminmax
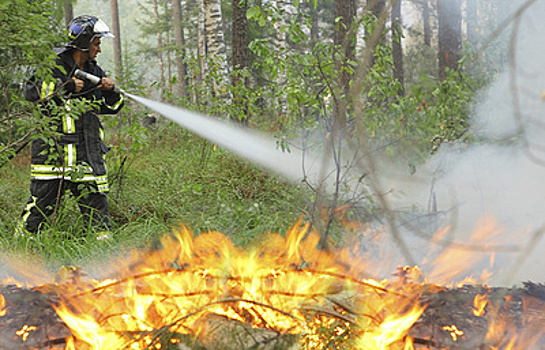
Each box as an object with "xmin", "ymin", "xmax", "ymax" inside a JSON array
[
  {"xmin": 74, "ymin": 69, "xmax": 125, "ymax": 94},
  {"xmin": 0, "ymin": 71, "xmax": 124, "ymax": 168},
  {"xmin": 3, "ymin": 70, "xmax": 306, "ymax": 182},
  {"xmin": 71, "ymin": 70, "xmax": 305, "ymax": 182}
]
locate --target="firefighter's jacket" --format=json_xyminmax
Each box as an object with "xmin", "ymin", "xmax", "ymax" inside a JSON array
[{"xmin": 25, "ymin": 49, "xmax": 124, "ymax": 193}]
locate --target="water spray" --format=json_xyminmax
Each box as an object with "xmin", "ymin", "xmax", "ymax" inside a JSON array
[{"xmin": 76, "ymin": 70, "xmax": 310, "ymax": 182}]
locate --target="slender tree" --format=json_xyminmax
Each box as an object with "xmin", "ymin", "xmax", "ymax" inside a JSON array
[
  {"xmin": 422, "ymin": 0, "xmax": 431, "ymax": 47},
  {"xmin": 204, "ymin": 0, "xmax": 229, "ymax": 97},
  {"xmin": 232, "ymin": 0, "xmax": 248, "ymax": 75},
  {"xmin": 391, "ymin": 0, "xmax": 404, "ymax": 96},
  {"xmin": 152, "ymin": 0, "xmax": 166, "ymax": 100},
  {"xmin": 172, "ymin": 0, "xmax": 188, "ymax": 97},
  {"xmin": 367, "ymin": 0, "xmax": 386, "ymax": 68},
  {"xmin": 164, "ymin": 1, "xmax": 173, "ymax": 95},
  {"xmin": 309, "ymin": 0, "xmax": 319, "ymax": 44},
  {"xmin": 232, "ymin": 0, "xmax": 249, "ymax": 123},
  {"xmin": 63, "ymin": 1, "xmax": 74, "ymax": 26},
  {"xmin": 110, "ymin": 0, "xmax": 123, "ymax": 80},
  {"xmin": 271, "ymin": 0, "xmax": 295, "ymax": 117},
  {"xmin": 437, "ymin": 0, "xmax": 462, "ymax": 79},
  {"xmin": 334, "ymin": 0, "xmax": 356, "ymax": 97},
  {"xmin": 318, "ymin": 0, "xmax": 357, "ymax": 249},
  {"xmin": 196, "ymin": 0, "xmax": 205, "ymax": 106},
  {"xmin": 1, "ymin": 0, "xmax": 63, "ymax": 157}
]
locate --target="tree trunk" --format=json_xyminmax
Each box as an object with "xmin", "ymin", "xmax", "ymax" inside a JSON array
[
  {"xmin": 152, "ymin": 0, "xmax": 165, "ymax": 100},
  {"xmin": 320, "ymin": 0, "xmax": 357, "ymax": 249},
  {"xmin": 164, "ymin": 1, "xmax": 172, "ymax": 96},
  {"xmin": 391, "ymin": 0, "xmax": 404, "ymax": 96},
  {"xmin": 309, "ymin": 1, "xmax": 319, "ymax": 44},
  {"xmin": 232, "ymin": 0, "xmax": 248, "ymax": 75},
  {"xmin": 422, "ymin": 0, "xmax": 431, "ymax": 47},
  {"xmin": 110, "ymin": 0, "xmax": 123, "ymax": 80},
  {"xmin": 172, "ymin": 0, "xmax": 188, "ymax": 97},
  {"xmin": 367, "ymin": 0, "xmax": 386, "ymax": 68},
  {"xmin": 355, "ymin": 0, "xmax": 366, "ymax": 55},
  {"xmin": 197, "ymin": 0, "xmax": 205, "ymax": 106},
  {"xmin": 63, "ymin": 1, "xmax": 73, "ymax": 26},
  {"xmin": 232, "ymin": 0, "xmax": 249, "ymax": 123},
  {"xmin": 204, "ymin": 0, "xmax": 229, "ymax": 98},
  {"xmin": 271, "ymin": 0, "xmax": 295, "ymax": 118},
  {"xmin": 368, "ymin": 0, "xmax": 386, "ymax": 17},
  {"xmin": 437, "ymin": 0, "xmax": 462, "ymax": 80},
  {"xmin": 166, "ymin": 29, "xmax": 172, "ymax": 96},
  {"xmin": 334, "ymin": 0, "xmax": 356, "ymax": 96}
]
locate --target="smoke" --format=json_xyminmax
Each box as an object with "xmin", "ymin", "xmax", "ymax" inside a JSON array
[
  {"xmin": 118, "ymin": 1, "xmax": 545, "ymax": 287},
  {"xmin": 381, "ymin": 0, "xmax": 545, "ymax": 286}
]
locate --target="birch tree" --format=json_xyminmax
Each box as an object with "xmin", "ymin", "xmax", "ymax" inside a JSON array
[
  {"xmin": 232, "ymin": 0, "xmax": 249, "ymax": 122},
  {"xmin": 204, "ymin": 0, "xmax": 229, "ymax": 98},
  {"xmin": 270, "ymin": 0, "xmax": 296, "ymax": 117},
  {"xmin": 197, "ymin": 0, "xmax": 205, "ymax": 105},
  {"xmin": 422, "ymin": 0, "xmax": 431, "ymax": 47},
  {"xmin": 163, "ymin": 0, "xmax": 173, "ymax": 95}
]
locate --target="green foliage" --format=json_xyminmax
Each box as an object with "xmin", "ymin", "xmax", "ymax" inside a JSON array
[
  {"xmin": 232, "ymin": 5, "xmax": 489, "ymax": 236},
  {"xmin": 0, "ymin": 122, "xmax": 308, "ymax": 266},
  {"xmin": 244, "ymin": 6, "xmax": 484, "ymax": 161},
  {"xmin": 127, "ymin": 2, "xmax": 488, "ymax": 240},
  {"xmin": 108, "ymin": 123, "xmax": 307, "ymax": 246},
  {"xmin": 0, "ymin": 0, "xmax": 495, "ymax": 267},
  {"xmin": 0, "ymin": 0, "xmax": 66, "ymax": 163}
]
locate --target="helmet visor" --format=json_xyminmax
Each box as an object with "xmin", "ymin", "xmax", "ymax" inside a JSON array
[{"xmin": 93, "ymin": 19, "xmax": 114, "ymax": 38}]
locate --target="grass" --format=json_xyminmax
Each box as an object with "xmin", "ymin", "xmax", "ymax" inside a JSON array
[{"xmin": 0, "ymin": 119, "xmax": 310, "ymax": 271}]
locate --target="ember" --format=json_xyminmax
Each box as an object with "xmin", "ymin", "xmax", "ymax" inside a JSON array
[{"xmin": 1, "ymin": 222, "xmax": 545, "ymax": 349}]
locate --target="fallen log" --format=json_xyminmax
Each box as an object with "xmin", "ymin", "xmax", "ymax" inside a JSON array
[
  {"xmin": 408, "ymin": 282, "xmax": 545, "ymax": 349},
  {"xmin": 0, "ymin": 284, "xmax": 70, "ymax": 350},
  {"xmin": 1, "ymin": 282, "xmax": 545, "ymax": 349}
]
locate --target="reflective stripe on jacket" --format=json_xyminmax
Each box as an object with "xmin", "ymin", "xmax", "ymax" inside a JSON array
[{"xmin": 25, "ymin": 49, "xmax": 124, "ymax": 193}]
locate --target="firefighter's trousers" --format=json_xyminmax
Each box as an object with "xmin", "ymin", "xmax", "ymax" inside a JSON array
[{"xmin": 20, "ymin": 179, "xmax": 110, "ymax": 233}]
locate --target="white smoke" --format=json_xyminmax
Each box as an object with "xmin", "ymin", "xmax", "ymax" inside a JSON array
[
  {"xmin": 119, "ymin": 1, "xmax": 545, "ymax": 287},
  {"xmin": 382, "ymin": 0, "xmax": 545, "ymax": 286}
]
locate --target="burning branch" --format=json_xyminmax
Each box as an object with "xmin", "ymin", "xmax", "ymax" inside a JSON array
[{"xmin": 2, "ymin": 223, "xmax": 545, "ymax": 349}]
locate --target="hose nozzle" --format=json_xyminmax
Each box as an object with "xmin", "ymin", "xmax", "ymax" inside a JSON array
[
  {"xmin": 74, "ymin": 69, "xmax": 101, "ymax": 85},
  {"xmin": 74, "ymin": 69, "xmax": 123, "ymax": 94}
]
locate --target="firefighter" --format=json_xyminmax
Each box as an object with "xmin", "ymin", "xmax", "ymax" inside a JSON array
[{"xmin": 19, "ymin": 15, "xmax": 124, "ymax": 238}]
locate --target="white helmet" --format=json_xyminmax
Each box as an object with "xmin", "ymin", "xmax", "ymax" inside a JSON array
[{"xmin": 66, "ymin": 15, "xmax": 114, "ymax": 51}]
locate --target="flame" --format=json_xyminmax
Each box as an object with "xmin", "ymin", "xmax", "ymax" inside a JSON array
[
  {"xmin": 15, "ymin": 324, "xmax": 38, "ymax": 342},
  {"xmin": 356, "ymin": 303, "xmax": 424, "ymax": 349},
  {"xmin": 46, "ymin": 221, "xmax": 427, "ymax": 349},
  {"xmin": 473, "ymin": 292, "xmax": 489, "ymax": 317},
  {"xmin": 441, "ymin": 324, "xmax": 464, "ymax": 342},
  {"xmin": 1, "ymin": 218, "xmax": 543, "ymax": 349},
  {"xmin": 0, "ymin": 293, "xmax": 6, "ymax": 317},
  {"xmin": 426, "ymin": 216, "xmax": 502, "ymax": 285}
]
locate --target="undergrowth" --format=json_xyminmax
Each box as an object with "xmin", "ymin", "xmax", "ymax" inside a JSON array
[{"xmin": 0, "ymin": 120, "xmax": 309, "ymax": 270}]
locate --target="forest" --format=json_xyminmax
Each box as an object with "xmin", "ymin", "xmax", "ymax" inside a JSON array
[
  {"xmin": 0, "ymin": 0, "xmax": 511, "ymax": 239},
  {"xmin": 1, "ymin": 0, "xmax": 545, "ymax": 349}
]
